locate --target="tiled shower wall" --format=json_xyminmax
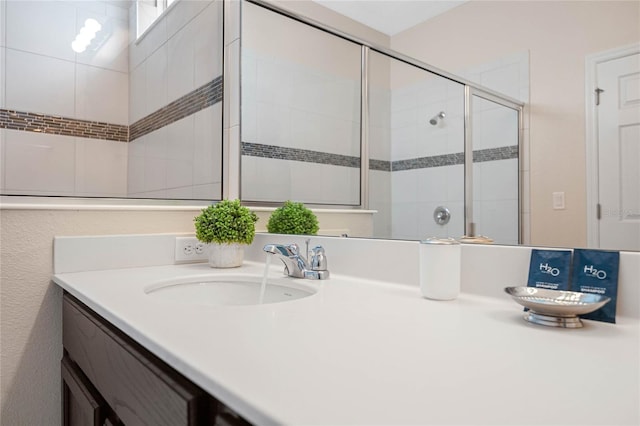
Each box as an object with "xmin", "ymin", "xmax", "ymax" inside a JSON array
[
  {"xmin": 370, "ymin": 52, "xmax": 527, "ymax": 243},
  {"xmin": 389, "ymin": 71, "xmax": 466, "ymax": 241},
  {"xmin": 0, "ymin": 0, "xmax": 223, "ymax": 200},
  {"xmin": 240, "ymin": 39, "xmax": 361, "ymax": 205},
  {"xmin": 127, "ymin": 0, "xmax": 223, "ymax": 200},
  {"xmin": 0, "ymin": 1, "xmax": 130, "ymax": 197}
]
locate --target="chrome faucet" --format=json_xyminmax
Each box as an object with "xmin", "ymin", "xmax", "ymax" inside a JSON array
[{"xmin": 263, "ymin": 243, "xmax": 330, "ymax": 280}]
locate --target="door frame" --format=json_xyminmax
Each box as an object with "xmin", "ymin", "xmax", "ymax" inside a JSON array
[{"xmin": 585, "ymin": 43, "xmax": 640, "ymax": 248}]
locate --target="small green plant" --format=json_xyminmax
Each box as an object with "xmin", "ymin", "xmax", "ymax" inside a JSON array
[
  {"xmin": 194, "ymin": 199, "xmax": 258, "ymax": 245},
  {"xmin": 267, "ymin": 201, "xmax": 319, "ymax": 235}
]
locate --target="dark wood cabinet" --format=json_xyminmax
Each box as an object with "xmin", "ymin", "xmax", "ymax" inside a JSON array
[
  {"xmin": 62, "ymin": 292, "xmax": 250, "ymax": 426},
  {"xmin": 62, "ymin": 355, "xmax": 116, "ymax": 426}
]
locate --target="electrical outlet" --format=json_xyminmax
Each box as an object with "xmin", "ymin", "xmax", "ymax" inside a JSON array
[{"xmin": 175, "ymin": 237, "xmax": 208, "ymax": 262}]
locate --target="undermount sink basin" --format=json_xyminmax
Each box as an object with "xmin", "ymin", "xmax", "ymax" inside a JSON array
[{"xmin": 144, "ymin": 274, "xmax": 317, "ymax": 306}]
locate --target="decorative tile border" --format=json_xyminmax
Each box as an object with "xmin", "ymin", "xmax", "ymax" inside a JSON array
[
  {"xmin": 472, "ymin": 145, "xmax": 519, "ymax": 163},
  {"xmin": 242, "ymin": 142, "xmax": 518, "ymax": 172},
  {"xmin": 393, "ymin": 152, "xmax": 465, "ymax": 171},
  {"xmin": 242, "ymin": 142, "xmax": 360, "ymax": 168},
  {"xmin": 369, "ymin": 159, "xmax": 392, "ymax": 172},
  {"xmin": 130, "ymin": 76, "xmax": 223, "ymax": 141},
  {"xmin": 0, "ymin": 76, "xmax": 223, "ymax": 143},
  {"xmin": 0, "ymin": 109, "xmax": 128, "ymax": 142}
]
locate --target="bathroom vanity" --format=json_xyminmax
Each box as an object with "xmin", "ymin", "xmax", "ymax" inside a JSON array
[
  {"xmin": 62, "ymin": 292, "xmax": 258, "ymax": 426},
  {"xmin": 53, "ymin": 234, "xmax": 640, "ymax": 426}
]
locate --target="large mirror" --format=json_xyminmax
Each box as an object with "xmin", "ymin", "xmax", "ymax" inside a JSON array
[
  {"xmin": 241, "ymin": 1, "xmax": 523, "ymax": 246},
  {"xmin": 1, "ymin": 0, "xmax": 637, "ymax": 251},
  {"xmin": 0, "ymin": 0, "xmax": 223, "ymax": 201}
]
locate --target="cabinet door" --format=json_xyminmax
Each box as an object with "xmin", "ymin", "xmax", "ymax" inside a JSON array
[
  {"xmin": 62, "ymin": 355, "xmax": 107, "ymax": 426},
  {"xmin": 63, "ymin": 293, "xmax": 215, "ymax": 426}
]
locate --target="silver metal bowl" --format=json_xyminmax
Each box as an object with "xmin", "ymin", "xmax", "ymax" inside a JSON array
[{"xmin": 504, "ymin": 286, "xmax": 611, "ymax": 328}]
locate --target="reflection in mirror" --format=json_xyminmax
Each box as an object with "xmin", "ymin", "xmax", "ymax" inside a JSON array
[
  {"xmin": 0, "ymin": 0, "xmax": 223, "ymax": 201},
  {"xmin": 471, "ymin": 95, "xmax": 520, "ymax": 245},
  {"xmin": 368, "ymin": 51, "xmax": 465, "ymax": 241},
  {"xmin": 240, "ymin": 2, "xmax": 523, "ymax": 245},
  {"xmin": 241, "ymin": 1, "xmax": 361, "ymax": 205}
]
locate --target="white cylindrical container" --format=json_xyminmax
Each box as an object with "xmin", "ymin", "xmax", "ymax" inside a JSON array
[{"xmin": 419, "ymin": 237, "xmax": 461, "ymax": 300}]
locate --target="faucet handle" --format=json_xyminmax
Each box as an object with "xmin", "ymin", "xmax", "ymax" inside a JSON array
[
  {"xmin": 288, "ymin": 243, "xmax": 300, "ymax": 256},
  {"xmin": 310, "ymin": 246, "xmax": 327, "ymax": 271}
]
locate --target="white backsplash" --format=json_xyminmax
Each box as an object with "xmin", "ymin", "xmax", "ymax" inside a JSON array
[{"xmin": 54, "ymin": 232, "xmax": 640, "ymax": 319}]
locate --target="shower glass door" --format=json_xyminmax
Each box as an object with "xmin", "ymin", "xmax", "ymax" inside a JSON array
[
  {"xmin": 368, "ymin": 50, "xmax": 465, "ymax": 240},
  {"xmin": 469, "ymin": 91, "xmax": 521, "ymax": 244},
  {"xmin": 241, "ymin": 2, "xmax": 362, "ymax": 206}
]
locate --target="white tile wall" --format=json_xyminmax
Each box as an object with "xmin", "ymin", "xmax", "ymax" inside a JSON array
[
  {"xmin": 3, "ymin": 129, "xmax": 76, "ymax": 194},
  {"xmin": 193, "ymin": 1, "xmax": 222, "ymax": 88},
  {"xmin": 75, "ymin": 137, "xmax": 127, "ymax": 196},
  {"xmin": 145, "ymin": 44, "xmax": 168, "ymax": 115},
  {"xmin": 0, "ymin": 0, "xmax": 6, "ymax": 48},
  {"xmin": 241, "ymin": 156, "xmax": 292, "ymax": 202},
  {"xmin": 0, "ymin": 1, "xmax": 5, "ymax": 111},
  {"xmin": 166, "ymin": 115, "xmax": 194, "ymax": 189},
  {"xmin": 243, "ymin": 49, "xmax": 360, "ymax": 156},
  {"xmin": 0, "ymin": 46, "xmax": 5, "ymax": 109},
  {"xmin": 127, "ymin": 138, "xmax": 145, "ymax": 194},
  {"xmin": 6, "ymin": 0, "xmax": 76, "ymax": 61},
  {"xmin": 167, "ymin": 21, "xmax": 195, "ymax": 103},
  {"xmin": 242, "ymin": 46, "xmax": 361, "ymax": 205},
  {"xmin": 192, "ymin": 183, "xmax": 221, "ymax": 200},
  {"xmin": 125, "ymin": 0, "xmax": 222, "ymax": 201},
  {"xmin": 129, "ymin": 61, "xmax": 146, "ymax": 123},
  {"xmin": 193, "ymin": 104, "xmax": 222, "ymax": 186},
  {"xmin": 76, "ymin": 64, "xmax": 128, "ymax": 124},
  {"xmin": 6, "ymin": 49, "xmax": 76, "ymax": 117},
  {"xmin": 166, "ymin": 0, "xmax": 210, "ymax": 40},
  {"xmin": 126, "ymin": 104, "xmax": 222, "ymax": 199},
  {"xmin": 369, "ymin": 170, "xmax": 392, "ymax": 238},
  {"xmin": 0, "ymin": 129, "xmax": 5, "ymax": 191},
  {"xmin": 75, "ymin": 6, "xmax": 129, "ymax": 73},
  {"xmin": 3, "ymin": 1, "xmax": 131, "ymax": 198}
]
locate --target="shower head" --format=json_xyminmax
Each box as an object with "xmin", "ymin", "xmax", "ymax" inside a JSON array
[{"xmin": 429, "ymin": 111, "xmax": 446, "ymax": 126}]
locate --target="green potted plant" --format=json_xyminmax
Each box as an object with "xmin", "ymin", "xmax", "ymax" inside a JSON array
[
  {"xmin": 194, "ymin": 199, "xmax": 258, "ymax": 268},
  {"xmin": 267, "ymin": 201, "xmax": 319, "ymax": 235}
]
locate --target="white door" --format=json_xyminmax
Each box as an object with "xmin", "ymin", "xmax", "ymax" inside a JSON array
[{"xmin": 597, "ymin": 52, "xmax": 640, "ymax": 251}]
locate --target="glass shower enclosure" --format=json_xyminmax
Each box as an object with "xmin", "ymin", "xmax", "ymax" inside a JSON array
[{"xmin": 240, "ymin": 0, "xmax": 524, "ymax": 244}]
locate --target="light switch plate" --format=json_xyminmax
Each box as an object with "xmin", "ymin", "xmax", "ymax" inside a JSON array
[{"xmin": 552, "ymin": 192, "xmax": 565, "ymax": 210}]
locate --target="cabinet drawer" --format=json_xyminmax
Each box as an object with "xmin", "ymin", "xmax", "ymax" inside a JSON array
[{"xmin": 63, "ymin": 294, "xmax": 212, "ymax": 426}]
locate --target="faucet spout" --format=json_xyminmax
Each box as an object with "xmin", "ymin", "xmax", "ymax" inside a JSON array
[{"xmin": 263, "ymin": 244, "xmax": 308, "ymax": 278}]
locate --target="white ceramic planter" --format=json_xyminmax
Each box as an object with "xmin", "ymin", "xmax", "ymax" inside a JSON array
[{"xmin": 208, "ymin": 243, "xmax": 245, "ymax": 268}]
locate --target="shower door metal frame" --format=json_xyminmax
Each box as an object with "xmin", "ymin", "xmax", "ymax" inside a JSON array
[{"xmin": 464, "ymin": 87, "xmax": 524, "ymax": 242}]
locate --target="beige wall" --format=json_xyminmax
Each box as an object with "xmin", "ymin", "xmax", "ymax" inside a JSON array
[
  {"xmin": 0, "ymin": 209, "xmax": 199, "ymax": 424},
  {"xmin": 391, "ymin": 0, "xmax": 640, "ymax": 247}
]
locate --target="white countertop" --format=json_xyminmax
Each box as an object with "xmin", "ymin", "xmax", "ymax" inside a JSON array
[{"xmin": 53, "ymin": 261, "xmax": 640, "ymax": 426}]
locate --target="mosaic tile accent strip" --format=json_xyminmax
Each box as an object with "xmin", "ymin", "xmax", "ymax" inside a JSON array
[
  {"xmin": 130, "ymin": 76, "xmax": 223, "ymax": 141},
  {"xmin": 0, "ymin": 76, "xmax": 223, "ymax": 143},
  {"xmin": 473, "ymin": 145, "xmax": 518, "ymax": 163},
  {"xmin": 0, "ymin": 109, "xmax": 128, "ymax": 142},
  {"xmin": 369, "ymin": 159, "xmax": 392, "ymax": 172},
  {"xmin": 392, "ymin": 152, "xmax": 465, "ymax": 171},
  {"xmin": 242, "ymin": 142, "xmax": 361, "ymax": 168},
  {"xmin": 242, "ymin": 142, "xmax": 518, "ymax": 171}
]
